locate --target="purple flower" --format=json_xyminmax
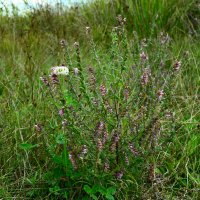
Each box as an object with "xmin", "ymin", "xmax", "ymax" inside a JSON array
[
  {"xmin": 34, "ymin": 124, "xmax": 42, "ymax": 132},
  {"xmin": 40, "ymin": 76, "xmax": 49, "ymax": 86},
  {"xmin": 129, "ymin": 143, "xmax": 139, "ymax": 156},
  {"xmin": 50, "ymin": 73, "xmax": 59, "ymax": 85},
  {"xmin": 157, "ymin": 90, "xmax": 164, "ymax": 101},
  {"xmin": 59, "ymin": 108, "xmax": 65, "ymax": 116},
  {"xmin": 100, "ymin": 84, "xmax": 107, "ymax": 96},
  {"xmin": 115, "ymin": 170, "xmax": 124, "ymax": 179},
  {"xmin": 173, "ymin": 60, "xmax": 181, "ymax": 71},
  {"xmin": 140, "ymin": 52, "xmax": 148, "ymax": 61},
  {"xmin": 141, "ymin": 68, "xmax": 150, "ymax": 86}
]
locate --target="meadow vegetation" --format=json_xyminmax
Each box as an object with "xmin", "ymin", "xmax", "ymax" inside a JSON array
[{"xmin": 0, "ymin": 0, "xmax": 199, "ymax": 199}]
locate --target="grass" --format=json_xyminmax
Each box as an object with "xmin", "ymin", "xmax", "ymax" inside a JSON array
[{"xmin": 0, "ymin": 0, "xmax": 200, "ymax": 199}]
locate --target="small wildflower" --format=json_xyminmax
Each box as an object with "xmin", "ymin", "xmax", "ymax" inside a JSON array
[
  {"xmin": 165, "ymin": 111, "xmax": 173, "ymax": 119},
  {"xmin": 104, "ymin": 100, "xmax": 113, "ymax": 113},
  {"xmin": 82, "ymin": 145, "xmax": 88, "ymax": 155},
  {"xmin": 62, "ymin": 119, "xmax": 68, "ymax": 127},
  {"xmin": 104, "ymin": 159, "xmax": 110, "ymax": 172},
  {"xmin": 90, "ymin": 75, "xmax": 96, "ymax": 88},
  {"xmin": 159, "ymin": 32, "xmax": 171, "ymax": 44},
  {"xmin": 113, "ymin": 133, "xmax": 120, "ymax": 143},
  {"xmin": 69, "ymin": 152, "xmax": 77, "ymax": 169},
  {"xmin": 124, "ymin": 86, "xmax": 129, "ymax": 100},
  {"xmin": 88, "ymin": 67, "xmax": 96, "ymax": 88},
  {"xmin": 102, "ymin": 131, "xmax": 108, "ymax": 145},
  {"xmin": 140, "ymin": 52, "xmax": 148, "ymax": 61},
  {"xmin": 173, "ymin": 60, "xmax": 181, "ymax": 71},
  {"xmin": 74, "ymin": 42, "xmax": 79, "ymax": 48},
  {"xmin": 124, "ymin": 153, "xmax": 129, "ymax": 166},
  {"xmin": 141, "ymin": 38, "xmax": 148, "ymax": 47},
  {"xmin": 141, "ymin": 68, "xmax": 149, "ymax": 86},
  {"xmin": 110, "ymin": 133, "xmax": 119, "ymax": 152},
  {"xmin": 85, "ymin": 26, "xmax": 91, "ymax": 35},
  {"xmin": 148, "ymin": 164, "xmax": 155, "ymax": 182},
  {"xmin": 88, "ymin": 66, "xmax": 94, "ymax": 73},
  {"xmin": 116, "ymin": 15, "xmax": 126, "ymax": 26},
  {"xmin": 60, "ymin": 39, "xmax": 67, "ymax": 48},
  {"xmin": 129, "ymin": 142, "xmax": 139, "ymax": 156},
  {"xmin": 40, "ymin": 76, "xmax": 49, "ymax": 86},
  {"xmin": 73, "ymin": 68, "xmax": 79, "ymax": 75},
  {"xmin": 51, "ymin": 66, "xmax": 69, "ymax": 75},
  {"xmin": 92, "ymin": 98, "xmax": 99, "ymax": 106},
  {"xmin": 96, "ymin": 121, "xmax": 104, "ymax": 136},
  {"xmin": 59, "ymin": 107, "xmax": 65, "ymax": 116},
  {"xmin": 79, "ymin": 145, "xmax": 88, "ymax": 159},
  {"xmin": 34, "ymin": 124, "xmax": 42, "ymax": 132},
  {"xmin": 100, "ymin": 84, "xmax": 107, "ymax": 96},
  {"xmin": 115, "ymin": 169, "xmax": 124, "ymax": 179},
  {"xmin": 157, "ymin": 90, "xmax": 164, "ymax": 101},
  {"xmin": 50, "ymin": 73, "xmax": 59, "ymax": 85},
  {"xmin": 97, "ymin": 138, "xmax": 103, "ymax": 151}
]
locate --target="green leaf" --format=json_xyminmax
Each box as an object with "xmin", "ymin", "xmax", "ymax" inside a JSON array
[
  {"xmin": 84, "ymin": 185, "xmax": 92, "ymax": 194},
  {"xmin": 52, "ymin": 155, "xmax": 63, "ymax": 165},
  {"xmin": 64, "ymin": 90, "xmax": 79, "ymax": 108},
  {"xmin": 105, "ymin": 194, "xmax": 115, "ymax": 200},
  {"xmin": 90, "ymin": 194, "xmax": 98, "ymax": 200},
  {"xmin": 19, "ymin": 143, "xmax": 38, "ymax": 150},
  {"xmin": 49, "ymin": 185, "xmax": 61, "ymax": 196},
  {"xmin": 106, "ymin": 187, "xmax": 116, "ymax": 195},
  {"xmin": 187, "ymin": 135, "xmax": 199, "ymax": 155},
  {"xmin": 56, "ymin": 134, "xmax": 65, "ymax": 144}
]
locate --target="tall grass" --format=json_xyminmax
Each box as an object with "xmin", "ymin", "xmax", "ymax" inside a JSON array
[{"xmin": 0, "ymin": 0, "xmax": 199, "ymax": 199}]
